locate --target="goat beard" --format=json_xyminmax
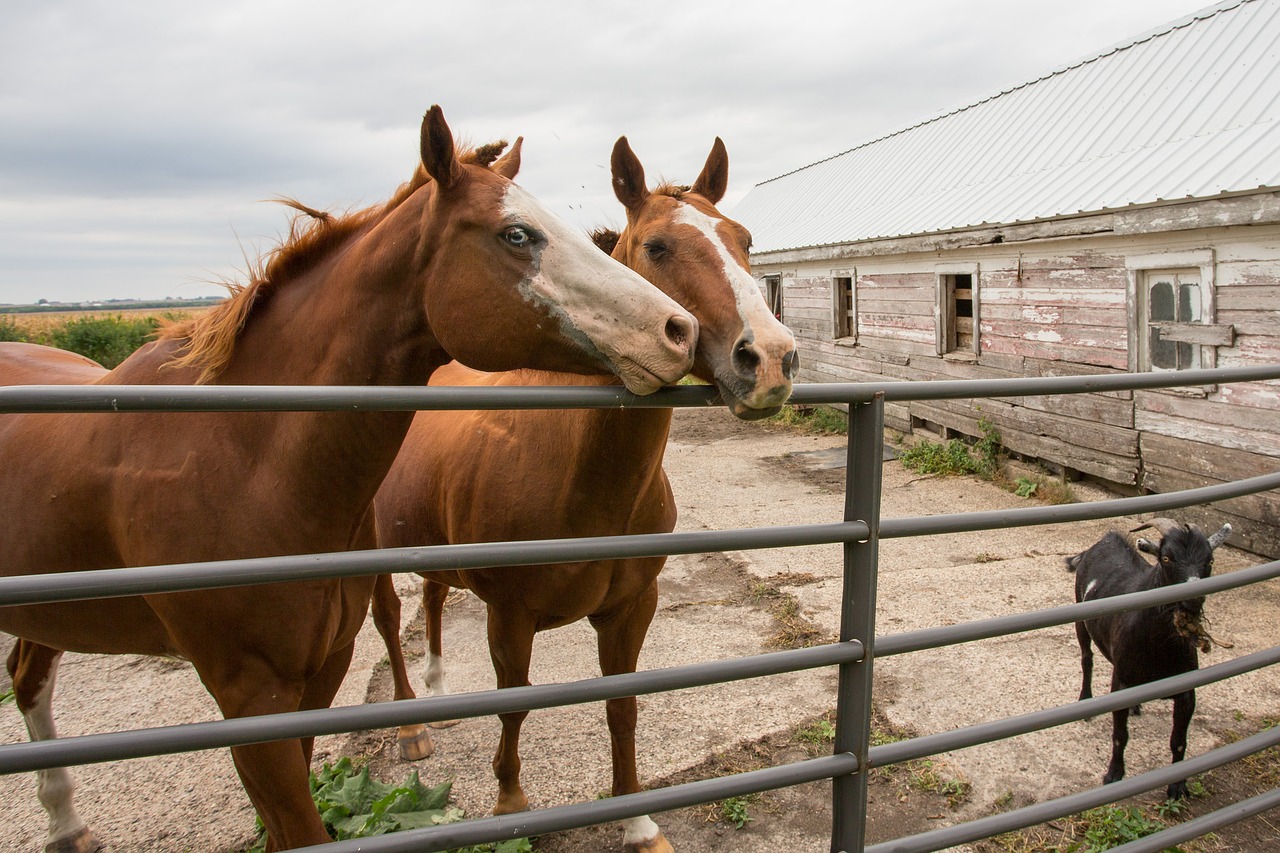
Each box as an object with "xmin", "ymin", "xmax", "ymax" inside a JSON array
[{"xmin": 1172, "ymin": 610, "xmax": 1234, "ymax": 653}]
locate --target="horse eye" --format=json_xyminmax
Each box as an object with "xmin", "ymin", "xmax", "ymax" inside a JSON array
[
  {"xmin": 503, "ymin": 226, "xmax": 531, "ymax": 247},
  {"xmin": 644, "ymin": 241, "xmax": 667, "ymax": 260}
]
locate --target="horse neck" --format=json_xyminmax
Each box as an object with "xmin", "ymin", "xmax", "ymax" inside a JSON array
[
  {"xmin": 203, "ymin": 194, "xmax": 451, "ymax": 517},
  {"xmin": 497, "ymin": 370, "xmax": 676, "ymax": 494}
]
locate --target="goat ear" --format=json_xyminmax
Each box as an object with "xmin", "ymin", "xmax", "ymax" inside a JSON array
[
  {"xmin": 1136, "ymin": 537, "xmax": 1158, "ymax": 556},
  {"xmin": 1208, "ymin": 523, "xmax": 1233, "ymax": 550}
]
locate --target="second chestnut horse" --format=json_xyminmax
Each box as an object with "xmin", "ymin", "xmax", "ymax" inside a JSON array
[{"xmin": 371, "ymin": 136, "xmax": 796, "ymax": 853}]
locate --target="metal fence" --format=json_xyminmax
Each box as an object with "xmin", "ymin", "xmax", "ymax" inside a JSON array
[{"xmin": 2, "ymin": 363, "xmax": 1279, "ymax": 852}]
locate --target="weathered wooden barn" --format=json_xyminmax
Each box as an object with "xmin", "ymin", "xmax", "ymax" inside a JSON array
[{"xmin": 734, "ymin": 0, "xmax": 1280, "ymax": 557}]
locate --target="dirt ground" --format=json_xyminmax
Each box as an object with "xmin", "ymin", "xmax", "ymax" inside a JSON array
[{"xmin": 1, "ymin": 405, "xmax": 1278, "ymax": 852}]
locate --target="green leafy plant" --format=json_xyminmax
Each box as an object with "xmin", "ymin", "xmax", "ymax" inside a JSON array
[
  {"xmin": 47, "ymin": 314, "xmax": 161, "ymax": 368},
  {"xmin": 720, "ymin": 795, "xmax": 755, "ymax": 829},
  {"xmin": 1074, "ymin": 805, "xmax": 1175, "ymax": 852},
  {"xmin": 1014, "ymin": 477, "xmax": 1038, "ymax": 498},
  {"xmin": 0, "ymin": 315, "xmax": 28, "ymax": 343},
  {"xmin": 245, "ymin": 758, "xmax": 530, "ymax": 853}
]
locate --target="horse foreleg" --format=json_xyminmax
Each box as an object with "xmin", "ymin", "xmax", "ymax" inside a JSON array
[
  {"xmin": 422, "ymin": 577, "xmax": 459, "ymax": 729},
  {"xmin": 590, "ymin": 579, "xmax": 671, "ymax": 853},
  {"xmin": 486, "ymin": 606, "xmax": 535, "ymax": 816},
  {"xmin": 7, "ymin": 640, "xmax": 101, "ymax": 853},
  {"xmin": 208, "ymin": 667, "xmax": 329, "ymax": 851},
  {"xmin": 370, "ymin": 574, "xmax": 433, "ymax": 760}
]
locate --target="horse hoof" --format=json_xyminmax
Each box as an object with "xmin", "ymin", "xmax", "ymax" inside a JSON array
[
  {"xmin": 428, "ymin": 718, "xmax": 461, "ymax": 730},
  {"xmin": 492, "ymin": 793, "xmax": 530, "ymax": 816},
  {"xmin": 397, "ymin": 726, "xmax": 435, "ymax": 761},
  {"xmin": 625, "ymin": 830, "xmax": 673, "ymax": 853},
  {"xmin": 45, "ymin": 828, "xmax": 102, "ymax": 853}
]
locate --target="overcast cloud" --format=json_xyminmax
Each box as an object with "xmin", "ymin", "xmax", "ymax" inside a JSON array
[{"xmin": 0, "ymin": 0, "xmax": 1211, "ymax": 304}]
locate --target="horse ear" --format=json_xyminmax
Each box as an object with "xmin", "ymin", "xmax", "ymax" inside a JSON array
[
  {"xmin": 493, "ymin": 136, "xmax": 523, "ymax": 180},
  {"xmin": 420, "ymin": 105, "xmax": 464, "ymax": 190},
  {"xmin": 692, "ymin": 137, "xmax": 729, "ymax": 204},
  {"xmin": 610, "ymin": 136, "xmax": 649, "ymax": 212}
]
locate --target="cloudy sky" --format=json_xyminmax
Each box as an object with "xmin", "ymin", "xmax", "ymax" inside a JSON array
[{"xmin": 1, "ymin": 0, "xmax": 1213, "ymax": 305}]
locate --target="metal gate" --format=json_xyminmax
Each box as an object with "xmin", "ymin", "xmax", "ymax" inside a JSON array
[{"xmin": 1, "ymin": 363, "xmax": 1278, "ymax": 852}]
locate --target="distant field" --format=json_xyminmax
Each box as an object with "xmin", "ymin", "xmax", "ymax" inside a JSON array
[{"xmin": 2, "ymin": 306, "xmax": 208, "ymax": 334}]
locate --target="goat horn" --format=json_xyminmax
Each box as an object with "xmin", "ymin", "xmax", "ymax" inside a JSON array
[
  {"xmin": 1208, "ymin": 523, "xmax": 1233, "ymax": 549},
  {"xmin": 1130, "ymin": 517, "xmax": 1182, "ymax": 538}
]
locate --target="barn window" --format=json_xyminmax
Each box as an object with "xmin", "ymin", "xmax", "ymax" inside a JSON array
[
  {"xmin": 833, "ymin": 275, "xmax": 855, "ymax": 340},
  {"xmin": 936, "ymin": 267, "xmax": 980, "ymax": 356},
  {"xmin": 762, "ymin": 275, "xmax": 783, "ymax": 321},
  {"xmin": 1126, "ymin": 252, "xmax": 1230, "ymax": 381}
]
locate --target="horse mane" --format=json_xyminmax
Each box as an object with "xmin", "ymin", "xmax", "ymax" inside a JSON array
[
  {"xmin": 589, "ymin": 227, "xmax": 620, "ymax": 255},
  {"xmin": 652, "ymin": 181, "xmax": 692, "ymax": 200},
  {"xmin": 160, "ymin": 141, "xmax": 509, "ymax": 383}
]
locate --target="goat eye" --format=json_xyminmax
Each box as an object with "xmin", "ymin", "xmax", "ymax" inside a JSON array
[
  {"xmin": 1161, "ymin": 555, "xmax": 1172, "ymax": 564},
  {"xmin": 503, "ymin": 226, "xmax": 532, "ymax": 247}
]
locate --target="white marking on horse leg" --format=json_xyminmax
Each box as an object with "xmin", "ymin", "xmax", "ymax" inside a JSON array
[
  {"xmin": 1084, "ymin": 579, "xmax": 1098, "ymax": 599},
  {"xmin": 21, "ymin": 654, "xmax": 90, "ymax": 847},
  {"xmin": 423, "ymin": 651, "xmax": 450, "ymax": 697},
  {"xmin": 623, "ymin": 814, "xmax": 661, "ymax": 847}
]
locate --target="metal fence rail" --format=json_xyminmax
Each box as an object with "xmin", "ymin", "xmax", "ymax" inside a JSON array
[{"xmin": 1, "ymin": 363, "xmax": 1279, "ymax": 852}]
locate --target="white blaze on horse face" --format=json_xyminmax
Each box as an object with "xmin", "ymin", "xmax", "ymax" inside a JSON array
[
  {"xmin": 21, "ymin": 654, "xmax": 90, "ymax": 846},
  {"xmin": 673, "ymin": 203, "xmax": 788, "ymax": 348},
  {"xmin": 501, "ymin": 184, "xmax": 696, "ymax": 394}
]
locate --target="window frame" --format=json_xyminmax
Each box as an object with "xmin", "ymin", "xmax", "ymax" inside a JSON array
[
  {"xmin": 832, "ymin": 268, "xmax": 855, "ymax": 344},
  {"xmin": 1125, "ymin": 250, "xmax": 1220, "ymax": 380},
  {"xmin": 762, "ymin": 274, "xmax": 783, "ymax": 322},
  {"xmin": 935, "ymin": 262, "xmax": 980, "ymax": 358}
]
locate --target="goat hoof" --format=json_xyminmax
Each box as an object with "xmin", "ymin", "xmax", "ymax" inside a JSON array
[
  {"xmin": 46, "ymin": 828, "xmax": 102, "ymax": 853},
  {"xmin": 1167, "ymin": 781, "xmax": 1189, "ymax": 800},
  {"xmin": 397, "ymin": 725, "xmax": 434, "ymax": 761},
  {"xmin": 428, "ymin": 718, "xmax": 461, "ymax": 729}
]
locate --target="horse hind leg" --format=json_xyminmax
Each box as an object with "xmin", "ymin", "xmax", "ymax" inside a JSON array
[
  {"xmin": 370, "ymin": 573, "xmax": 434, "ymax": 760},
  {"xmin": 6, "ymin": 640, "xmax": 101, "ymax": 853},
  {"xmin": 422, "ymin": 578, "xmax": 460, "ymax": 730}
]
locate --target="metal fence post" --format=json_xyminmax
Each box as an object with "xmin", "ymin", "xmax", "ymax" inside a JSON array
[{"xmin": 831, "ymin": 393, "xmax": 885, "ymax": 852}]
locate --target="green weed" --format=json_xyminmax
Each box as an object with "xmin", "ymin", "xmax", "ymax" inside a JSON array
[
  {"xmin": 795, "ymin": 719, "xmax": 837, "ymax": 746},
  {"xmin": 770, "ymin": 404, "xmax": 848, "ymax": 435},
  {"xmin": 244, "ymin": 757, "xmax": 529, "ymax": 853},
  {"xmin": 1074, "ymin": 804, "xmax": 1174, "ymax": 852},
  {"xmin": 719, "ymin": 795, "xmax": 756, "ymax": 829}
]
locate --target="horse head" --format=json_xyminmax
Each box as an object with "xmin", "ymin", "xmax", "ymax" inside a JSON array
[
  {"xmin": 415, "ymin": 106, "xmax": 698, "ymax": 395},
  {"xmin": 607, "ymin": 135, "xmax": 797, "ymax": 419}
]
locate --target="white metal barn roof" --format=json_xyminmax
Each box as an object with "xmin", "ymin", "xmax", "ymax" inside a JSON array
[{"xmin": 735, "ymin": 0, "xmax": 1280, "ymax": 254}]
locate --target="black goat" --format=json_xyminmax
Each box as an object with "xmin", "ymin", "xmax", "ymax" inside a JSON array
[{"xmin": 1067, "ymin": 517, "xmax": 1232, "ymax": 799}]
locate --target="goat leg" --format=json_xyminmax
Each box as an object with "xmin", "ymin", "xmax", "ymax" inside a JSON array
[
  {"xmin": 1104, "ymin": 707, "xmax": 1129, "ymax": 785},
  {"xmin": 1166, "ymin": 690, "xmax": 1196, "ymax": 800}
]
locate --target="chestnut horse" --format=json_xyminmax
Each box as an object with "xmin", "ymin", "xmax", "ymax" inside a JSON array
[
  {"xmin": 0, "ymin": 107, "xmax": 699, "ymax": 853},
  {"xmin": 371, "ymin": 136, "xmax": 796, "ymax": 853}
]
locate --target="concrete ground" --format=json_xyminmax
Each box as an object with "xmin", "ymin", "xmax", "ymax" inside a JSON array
[{"xmin": 0, "ymin": 406, "xmax": 1276, "ymax": 852}]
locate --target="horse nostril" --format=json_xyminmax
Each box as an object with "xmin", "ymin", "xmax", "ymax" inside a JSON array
[
  {"xmin": 733, "ymin": 339, "xmax": 761, "ymax": 377},
  {"xmin": 783, "ymin": 349, "xmax": 800, "ymax": 379},
  {"xmin": 665, "ymin": 315, "xmax": 695, "ymax": 352}
]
